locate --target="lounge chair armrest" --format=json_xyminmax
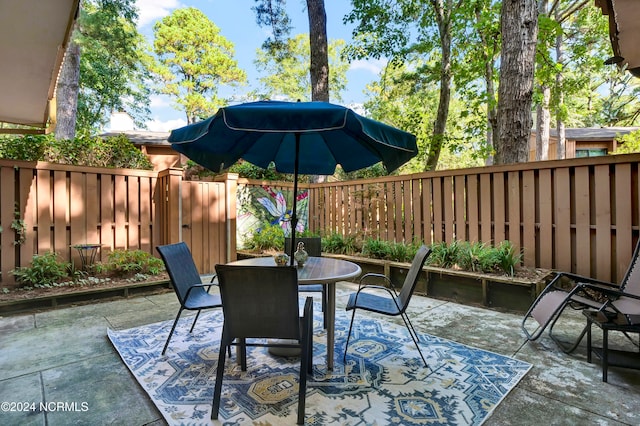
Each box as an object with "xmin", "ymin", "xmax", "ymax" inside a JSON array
[
  {"xmin": 578, "ymin": 282, "xmax": 640, "ymax": 300},
  {"xmin": 548, "ymin": 271, "xmax": 617, "ymax": 290}
]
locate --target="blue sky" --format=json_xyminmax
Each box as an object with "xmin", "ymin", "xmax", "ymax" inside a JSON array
[{"xmin": 134, "ymin": 0, "xmax": 385, "ymax": 131}]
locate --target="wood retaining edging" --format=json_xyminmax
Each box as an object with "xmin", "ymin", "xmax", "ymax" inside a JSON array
[
  {"xmin": 0, "ymin": 280, "xmax": 173, "ymax": 315},
  {"xmin": 238, "ymin": 251, "xmax": 553, "ymax": 313}
]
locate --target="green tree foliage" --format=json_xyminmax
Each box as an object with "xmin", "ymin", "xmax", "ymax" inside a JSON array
[
  {"xmin": 152, "ymin": 8, "xmax": 247, "ymax": 124},
  {"xmin": 253, "ymin": 34, "xmax": 348, "ymax": 102},
  {"xmin": 0, "ymin": 134, "xmax": 153, "ymax": 170},
  {"xmin": 74, "ymin": 0, "xmax": 154, "ymax": 133},
  {"xmin": 615, "ymin": 130, "xmax": 640, "ymax": 154}
]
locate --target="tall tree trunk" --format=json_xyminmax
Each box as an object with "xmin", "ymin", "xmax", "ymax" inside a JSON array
[
  {"xmin": 495, "ymin": 0, "xmax": 538, "ymax": 164},
  {"xmin": 536, "ymin": 86, "xmax": 550, "ymax": 160},
  {"xmin": 425, "ymin": 1, "xmax": 453, "ymax": 171},
  {"xmin": 306, "ymin": 0, "xmax": 329, "ymax": 102},
  {"xmin": 55, "ymin": 41, "xmax": 80, "ymax": 140}
]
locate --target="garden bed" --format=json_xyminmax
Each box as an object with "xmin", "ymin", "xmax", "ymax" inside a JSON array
[
  {"xmin": 0, "ymin": 273, "xmax": 172, "ymax": 315},
  {"xmin": 238, "ymin": 250, "xmax": 552, "ymax": 313}
]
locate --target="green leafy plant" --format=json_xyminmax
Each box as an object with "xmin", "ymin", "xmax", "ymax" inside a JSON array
[
  {"xmin": 243, "ymin": 224, "xmax": 285, "ymax": 251},
  {"xmin": 101, "ymin": 249, "xmax": 165, "ymax": 277},
  {"xmin": 428, "ymin": 240, "xmax": 461, "ymax": 269},
  {"xmin": 0, "ymin": 133, "xmax": 153, "ymax": 170},
  {"xmin": 321, "ymin": 232, "xmax": 359, "ymax": 255},
  {"xmin": 495, "ymin": 241, "xmax": 523, "ymax": 276},
  {"xmin": 11, "ymin": 207, "xmax": 26, "ymax": 246},
  {"xmin": 12, "ymin": 252, "xmax": 70, "ymax": 287},
  {"xmin": 361, "ymin": 238, "xmax": 390, "ymax": 259}
]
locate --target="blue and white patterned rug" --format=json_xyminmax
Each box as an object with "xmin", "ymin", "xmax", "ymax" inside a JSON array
[{"xmin": 108, "ymin": 305, "xmax": 531, "ymax": 425}]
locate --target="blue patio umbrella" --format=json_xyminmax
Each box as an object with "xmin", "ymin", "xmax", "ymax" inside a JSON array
[{"xmin": 168, "ymin": 100, "xmax": 418, "ymax": 261}]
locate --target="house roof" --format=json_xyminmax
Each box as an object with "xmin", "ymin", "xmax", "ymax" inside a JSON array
[
  {"xmin": 541, "ymin": 127, "xmax": 640, "ymax": 141},
  {"xmin": 101, "ymin": 131, "xmax": 171, "ymax": 146},
  {"xmin": 0, "ymin": 0, "xmax": 79, "ymax": 134}
]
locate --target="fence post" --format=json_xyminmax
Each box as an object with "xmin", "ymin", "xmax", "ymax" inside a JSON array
[
  {"xmin": 158, "ymin": 168, "xmax": 184, "ymax": 245},
  {"xmin": 216, "ymin": 173, "xmax": 238, "ymax": 262}
]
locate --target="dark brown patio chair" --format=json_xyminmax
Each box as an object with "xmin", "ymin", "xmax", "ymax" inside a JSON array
[
  {"xmin": 522, "ymin": 239, "xmax": 640, "ymax": 353},
  {"xmin": 212, "ymin": 264, "xmax": 313, "ymax": 425},
  {"xmin": 343, "ymin": 245, "xmax": 431, "ymax": 367},
  {"xmin": 156, "ymin": 242, "xmax": 222, "ymax": 355},
  {"xmin": 285, "ymin": 236, "xmax": 327, "ymax": 328}
]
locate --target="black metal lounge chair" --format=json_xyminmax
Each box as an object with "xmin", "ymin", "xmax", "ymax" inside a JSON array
[
  {"xmin": 285, "ymin": 236, "xmax": 327, "ymax": 329},
  {"xmin": 212, "ymin": 264, "xmax": 313, "ymax": 425},
  {"xmin": 156, "ymin": 242, "xmax": 223, "ymax": 355},
  {"xmin": 343, "ymin": 245, "xmax": 431, "ymax": 367},
  {"xmin": 522, "ymin": 239, "xmax": 640, "ymax": 353}
]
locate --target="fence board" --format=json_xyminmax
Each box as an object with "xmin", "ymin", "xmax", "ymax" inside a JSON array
[
  {"xmin": 538, "ymin": 169, "xmax": 553, "ymax": 269},
  {"xmin": 100, "ymin": 175, "xmax": 114, "ymax": 258},
  {"xmin": 421, "ymin": 178, "xmax": 432, "ymax": 244},
  {"xmin": 615, "ymin": 164, "xmax": 633, "ymax": 283},
  {"xmin": 480, "ymin": 174, "xmax": 492, "ymax": 244},
  {"xmin": 1, "ymin": 167, "xmax": 15, "ymax": 283},
  {"xmin": 114, "ymin": 175, "xmax": 127, "ymax": 250},
  {"xmin": 467, "ymin": 174, "xmax": 479, "ymax": 242},
  {"xmin": 53, "ymin": 170, "xmax": 68, "ymax": 260},
  {"xmin": 128, "ymin": 176, "xmax": 140, "ymax": 250},
  {"xmin": 493, "ymin": 173, "xmax": 506, "ymax": 243},
  {"xmin": 522, "ymin": 170, "xmax": 535, "ymax": 266},
  {"xmin": 443, "ymin": 177, "xmax": 454, "ymax": 243},
  {"xmin": 19, "ymin": 167, "xmax": 35, "ymax": 265},
  {"xmin": 554, "ymin": 168, "xmax": 572, "ymax": 271},
  {"xmin": 575, "ymin": 167, "xmax": 591, "ymax": 276},
  {"xmin": 36, "ymin": 169, "xmax": 52, "ymax": 252},
  {"xmin": 594, "ymin": 165, "xmax": 611, "ymax": 280},
  {"xmin": 455, "ymin": 175, "xmax": 466, "ymax": 241},
  {"xmin": 508, "ymin": 171, "xmax": 521, "ymax": 253}
]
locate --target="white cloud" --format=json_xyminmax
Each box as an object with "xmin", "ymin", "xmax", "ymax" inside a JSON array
[
  {"xmin": 136, "ymin": 0, "xmax": 181, "ymax": 27},
  {"xmin": 149, "ymin": 94, "xmax": 171, "ymax": 109},
  {"xmin": 350, "ymin": 58, "xmax": 387, "ymax": 75},
  {"xmin": 144, "ymin": 117, "xmax": 188, "ymax": 132}
]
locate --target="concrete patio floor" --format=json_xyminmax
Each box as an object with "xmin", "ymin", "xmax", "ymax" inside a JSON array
[{"xmin": 1, "ymin": 280, "xmax": 639, "ymax": 425}]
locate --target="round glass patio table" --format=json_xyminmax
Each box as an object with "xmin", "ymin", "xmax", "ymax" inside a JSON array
[{"xmin": 226, "ymin": 256, "xmax": 362, "ymax": 370}]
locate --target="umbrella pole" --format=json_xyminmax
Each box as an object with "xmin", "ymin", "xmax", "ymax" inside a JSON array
[{"xmin": 290, "ymin": 132, "xmax": 301, "ymax": 265}]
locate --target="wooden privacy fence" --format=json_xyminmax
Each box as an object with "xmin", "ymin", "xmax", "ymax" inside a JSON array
[
  {"xmin": 305, "ymin": 154, "xmax": 640, "ymax": 285},
  {"xmin": 3, "ymin": 154, "xmax": 639, "ymax": 288},
  {"xmin": 0, "ymin": 161, "xmax": 235, "ymax": 288}
]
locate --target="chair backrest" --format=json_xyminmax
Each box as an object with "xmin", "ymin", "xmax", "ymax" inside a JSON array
[
  {"xmin": 397, "ymin": 245, "xmax": 431, "ymax": 313},
  {"xmin": 620, "ymin": 239, "xmax": 640, "ymax": 296},
  {"xmin": 156, "ymin": 242, "xmax": 203, "ymax": 303},
  {"xmin": 285, "ymin": 237, "xmax": 322, "ymax": 257},
  {"xmin": 215, "ymin": 264, "xmax": 301, "ymax": 340}
]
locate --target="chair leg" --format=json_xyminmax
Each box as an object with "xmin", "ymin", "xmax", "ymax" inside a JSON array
[
  {"xmin": 298, "ymin": 300, "xmax": 312, "ymax": 425},
  {"xmin": 211, "ymin": 339, "xmax": 228, "ymax": 420},
  {"xmin": 548, "ymin": 313, "xmax": 588, "ymax": 354},
  {"xmin": 162, "ymin": 308, "xmax": 184, "ymax": 355},
  {"xmin": 343, "ymin": 309, "xmax": 357, "ymax": 364},
  {"xmin": 189, "ymin": 309, "xmax": 202, "ymax": 333},
  {"xmin": 401, "ymin": 312, "xmax": 428, "ymax": 368}
]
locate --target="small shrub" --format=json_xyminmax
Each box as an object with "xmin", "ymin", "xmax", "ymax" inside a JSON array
[
  {"xmin": 428, "ymin": 240, "xmax": 460, "ymax": 268},
  {"xmin": 388, "ymin": 240, "xmax": 420, "ymax": 263},
  {"xmin": 244, "ymin": 224, "xmax": 285, "ymax": 251},
  {"xmin": 322, "ymin": 232, "xmax": 359, "ymax": 255},
  {"xmin": 361, "ymin": 238, "xmax": 390, "ymax": 259},
  {"xmin": 496, "ymin": 241, "xmax": 523, "ymax": 276},
  {"xmin": 101, "ymin": 249, "xmax": 165, "ymax": 277},
  {"xmin": 12, "ymin": 252, "xmax": 70, "ymax": 287}
]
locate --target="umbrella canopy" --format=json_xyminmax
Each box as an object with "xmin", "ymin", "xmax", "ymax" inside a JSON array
[{"xmin": 168, "ymin": 100, "xmax": 418, "ymax": 261}]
